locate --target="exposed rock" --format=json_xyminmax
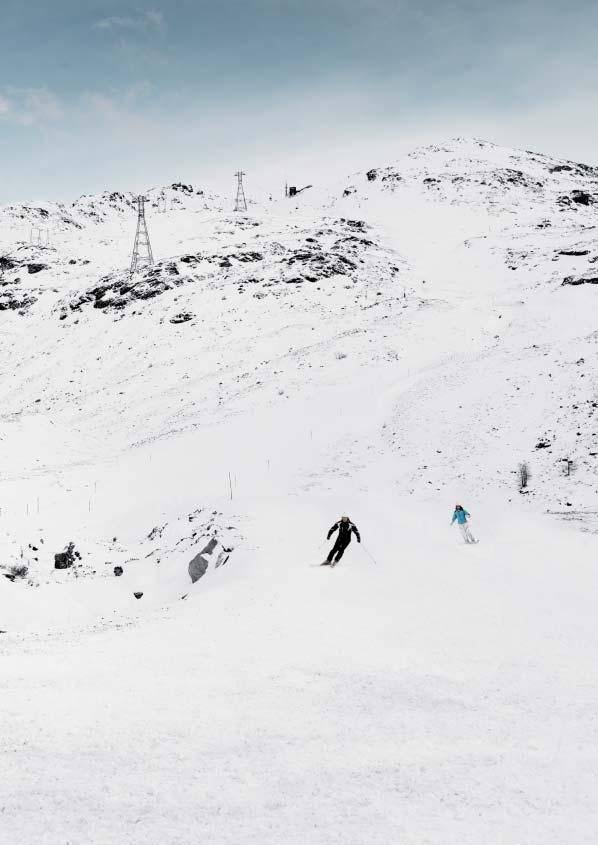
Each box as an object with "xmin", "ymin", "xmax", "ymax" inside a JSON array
[
  {"xmin": 558, "ymin": 190, "xmax": 596, "ymax": 208},
  {"xmin": 68, "ymin": 262, "xmax": 192, "ymax": 313},
  {"xmin": 380, "ymin": 171, "xmax": 402, "ymax": 187},
  {"xmin": 188, "ymin": 553, "xmax": 208, "ymax": 583},
  {"xmin": 54, "ymin": 554, "xmax": 71, "ymax": 569},
  {"xmin": 27, "ymin": 263, "xmax": 48, "ymax": 274},
  {"xmin": 232, "ymin": 251, "xmax": 263, "ymax": 263},
  {"xmin": 54, "ymin": 542, "xmax": 77, "ymax": 569},
  {"xmin": 562, "ymin": 273, "xmax": 598, "ymax": 286},
  {"xmin": 188, "ymin": 537, "xmax": 217, "ymax": 583},
  {"xmin": 171, "ymin": 182, "xmax": 195, "ymax": 194},
  {"xmin": 133, "ymin": 591, "xmax": 143, "ymax": 599},
  {"xmin": 0, "ymin": 255, "xmax": 18, "ymax": 271},
  {"xmin": 188, "ymin": 537, "xmax": 226, "ymax": 583},
  {"xmin": 170, "ymin": 312, "xmax": 193, "ymax": 324},
  {"xmin": 284, "ymin": 248, "xmax": 356, "ymax": 282},
  {"xmin": 572, "ymin": 190, "xmax": 594, "ymax": 205},
  {"xmin": 557, "ymin": 249, "xmax": 590, "ymax": 256},
  {"xmin": 0, "ymin": 288, "xmax": 37, "ymax": 312}
]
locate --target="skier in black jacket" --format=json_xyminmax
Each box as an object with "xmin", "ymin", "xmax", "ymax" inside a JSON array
[{"xmin": 323, "ymin": 515, "xmax": 360, "ymax": 565}]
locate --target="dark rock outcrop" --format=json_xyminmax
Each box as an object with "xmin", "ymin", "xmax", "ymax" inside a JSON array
[
  {"xmin": 0, "ymin": 256, "xmax": 18, "ymax": 271},
  {"xmin": 558, "ymin": 190, "xmax": 597, "ymax": 208},
  {"xmin": 562, "ymin": 273, "xmax": 598, "ymax": 286},
  {"xmin": 69, "ymin": 262, "xmax": 191, "ymax": 313},
  {"xmin": 54, "ymin": 542, "xmax": 77, "ymax": 569},
  {"xmin": 571, "ymin": 190, "xmax": 593, "ymax": 206},
  {"xmin": 0, "ymin": 288, "xmax": 37, "ymax": 312}
]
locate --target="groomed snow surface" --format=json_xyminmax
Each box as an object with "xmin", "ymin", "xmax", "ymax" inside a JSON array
[{"xmin": 2, "ymin": 139, "xmax": 598, "ymax": 843}]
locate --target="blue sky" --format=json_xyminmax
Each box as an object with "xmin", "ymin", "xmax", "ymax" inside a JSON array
[{"xmin": 1, "ymin": 0, "xmax": 598, "ymax": 201}]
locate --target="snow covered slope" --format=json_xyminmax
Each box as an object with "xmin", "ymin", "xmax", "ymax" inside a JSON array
[{"xmin": 1, "ymin": 138, "xmax": 598, "ymax": 843}]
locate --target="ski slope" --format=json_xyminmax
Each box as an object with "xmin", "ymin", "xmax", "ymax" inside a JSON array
[
  {"xmin": 1, "ymin": 138, "xmax": 598, "ymax": 843},
  {"xmin": 3, "ymin": 492, "xmax": 598, "ymax": 844}
]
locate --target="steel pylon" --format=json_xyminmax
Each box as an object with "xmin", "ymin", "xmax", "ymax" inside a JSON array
[
  {"xmin": 130, "ymin": 195, "xmax": 154, "ymax": 273},
  {"xmin": 233, "ymin": 171, "xmax": 247, "ymax": 212}
]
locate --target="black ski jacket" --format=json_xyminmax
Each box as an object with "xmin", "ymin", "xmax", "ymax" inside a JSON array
[{"xmin": 327, "ymin": 520, "xmax": 360, "ymax": 544}]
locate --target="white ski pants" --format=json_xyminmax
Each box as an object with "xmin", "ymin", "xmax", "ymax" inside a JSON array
[{"xmin": 459, "ymin": 523, "xmax": 476, "ymax": 544}]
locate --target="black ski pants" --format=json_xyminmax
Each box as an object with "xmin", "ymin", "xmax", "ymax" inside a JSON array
[{"xmin": 327, "ymin": 537, "xmax": 350, "ymax": 563}]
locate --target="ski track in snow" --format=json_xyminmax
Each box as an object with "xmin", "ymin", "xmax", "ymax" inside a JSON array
[{"xmin": 1, "ymin": 138, "xmax": 598, "ymax": 843}]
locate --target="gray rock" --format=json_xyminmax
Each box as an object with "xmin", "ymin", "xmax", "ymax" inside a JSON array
[{"xmin": 188, "ymin": 537, "xmax": 218, "ymax": 583}]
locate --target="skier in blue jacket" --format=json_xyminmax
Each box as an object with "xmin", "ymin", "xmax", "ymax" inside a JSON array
[{"xmin": 451, "ymin": 504, "xmax": 477, "ymax": 544}]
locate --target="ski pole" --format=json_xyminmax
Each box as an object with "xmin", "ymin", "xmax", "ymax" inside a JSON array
[{"xmin": 361, "ymin": 544, "xmax": 378, "ymax": 565}]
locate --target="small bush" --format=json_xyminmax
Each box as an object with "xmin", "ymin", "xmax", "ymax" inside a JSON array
[
  {"xmin": 10, "ymin": 564, "xmax": 28, "ymax": 579},
  {"xmin": 518, "ymin": 462, "xmax": 529, "ymax": 491}
]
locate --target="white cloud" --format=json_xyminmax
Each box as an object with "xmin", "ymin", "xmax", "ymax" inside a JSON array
[
  {"xmin": 93, "ymin": 10, "xmax": 164, "ymax": 31},
  {"xmin": 0, "ymin": 87, "xmax": 63, "ymax": 126}
]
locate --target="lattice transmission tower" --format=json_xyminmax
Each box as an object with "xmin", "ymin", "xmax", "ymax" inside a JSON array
[
  {"xmin": 233, "ymin": 171, "xmax": 247, "ymax": 212},
  {"xmin": 130, "ymin": 195, "xmax": 154, "ymax": 273}
]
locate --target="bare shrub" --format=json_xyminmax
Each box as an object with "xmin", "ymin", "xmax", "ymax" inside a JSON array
[{"xmin": 518, "ymin": 462, "xmax": 529, "ymax": 491}]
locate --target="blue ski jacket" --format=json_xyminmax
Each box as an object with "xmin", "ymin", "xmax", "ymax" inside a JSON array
[{"xmin": 451, "ymin": 509, "xmax": 470, "ymax": 525}]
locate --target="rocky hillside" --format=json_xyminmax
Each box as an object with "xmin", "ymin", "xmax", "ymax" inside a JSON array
[{"xmin": 1, "ymin": 137, "xmax": 598, "ymax": 593}]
